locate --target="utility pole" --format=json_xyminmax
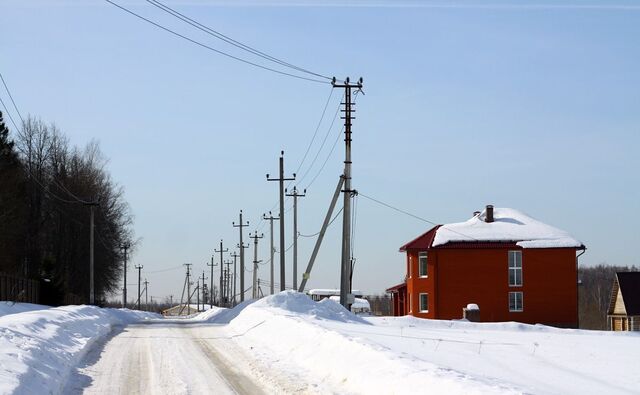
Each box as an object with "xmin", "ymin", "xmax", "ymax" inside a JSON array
[
  {"xmin": 143, "ymin": 278, "xmax": 149, "ymax": 311},
  {"xmin": 214, "ymin": 240, "xmax": 228, "ymax": 306},
  {"xmin": 267, "ymin": 151, "xmax": 295, "ymax": 291},
  {"xmin": 120, "ymin": 243, "xmax": 130, "ymax": 308},
  {"xmin": 184, "ymin": 263, "xmax": 192, "ymax": 309},
  {"xmin": 233, "ymin": 211, "xmax": 249, "ymax": 301},
  {"xmin": 135, "ymin": 264, "xmax": 143, "ymax": 310},
  {"xmin": 286, "ymin": 186, "xmax": 306, "ymax": 290},
  {"xmin": 250, "ymin": 232, "xmax": 264, "ymax": 298},
  {"xmin": 170, "ymin": 295, "xmax": 173, "ymax": 306},
  {"xmin": 224, "ymin": 260, "xmax": 233, "ymax": 304},
  {"xmin": 201, "ymin": 271, "xmax": 207, "ymax": 310},
  {"xmin": 230, "ymin": 251, "xmax": 239, "ymax": 306},
  {"xmin": 85, "ymin": 201, "xmax": 99, "ymax": 304},
  {"xmin": 206, "ymin": 255, "xmax": 217, "ymax": 308},
  {"xmin": 263, "ymin": 212, "xmax": 279, "ymax": 295},
  {"xmin": 333, "ymin": 76, "xmax": 363, "ymax": 308}
]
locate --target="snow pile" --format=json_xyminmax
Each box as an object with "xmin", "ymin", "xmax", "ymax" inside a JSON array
[
  {"xmin": 213, "ymin": 291, "xmax": 638, "ymax": 395},
  {"xmin": 0, "ymin": 304, "xmax": 158, "ymax": 394},
  {"xmin": 0, "ymin": 302, "xmax": 48, "ymax": 318},
  {"xmin": 433, "ymin": 207, "xmax": 583, "ymax": 248},
  {"xmin": 220, "ymin": 291, "xmax": 518, "ymax": 394}
]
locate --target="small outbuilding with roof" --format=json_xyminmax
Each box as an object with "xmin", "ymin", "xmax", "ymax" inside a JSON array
[{"xmin": 607, "ymin": 272, "xmax": 640, "ymax": 331}]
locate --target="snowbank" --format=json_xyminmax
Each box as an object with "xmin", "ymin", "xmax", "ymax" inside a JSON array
[
  {"xmin": 206, "ymin": 291, "xmax": 638, "ymax": 395},
  {"xmin": 217, "ymin": 292, "xmax": 518, "ymax": 394},
  {"xmin": 0, "ymin": 304, "xmax": 158, "ymax": 395},
  {"xmin": 433, "ymin": 207, "xmax": 583, "ymax": 248},
  {"xmin": 0, "ymin": 302, "xmax": 48, "ymax": 318}
]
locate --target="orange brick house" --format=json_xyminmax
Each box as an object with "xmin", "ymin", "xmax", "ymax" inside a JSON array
[{"xmin": 387, "ymin": 205, "xmax": 585, "ymax": 327}]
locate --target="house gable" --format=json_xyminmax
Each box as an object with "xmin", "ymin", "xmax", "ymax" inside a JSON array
[
  {"xmin": 615, "ymin": 272, "xmax": 640, "ymax": 316},
  {"xmin": 613, "ymin": 286, "xmax": 627, "ymax": 315}
]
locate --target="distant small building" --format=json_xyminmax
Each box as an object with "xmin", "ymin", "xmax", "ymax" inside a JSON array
[
  {"xmin": 162, "ymin": 304, "xmax": 199, "ymax": 316},
  {"xmin": 306, "ymin": 289, "xmax": 363, "ymax": 302},
  {"xmin": 607, "ymin": 272, "xmax": 640, "ymax": 331}
]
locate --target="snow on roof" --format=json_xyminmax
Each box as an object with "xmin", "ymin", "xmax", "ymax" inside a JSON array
[{"xmin": 432, "ymin": 207, "xmax": 583, "ymax": 249}]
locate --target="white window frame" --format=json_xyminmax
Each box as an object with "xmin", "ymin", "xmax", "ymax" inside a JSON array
[
  {"xmin": 508, "ymin": 250, "xmax": 523, "ymax": 287},
  {"xmin": 418, "ymin": 252, "xmax": 428, "ymax": 278},
  {"xmin": 509, "ymin": 291, "xmax": 523, "ymax": 312},
  {"xmin": 419, "ymin": 293, "xmax": 429, "ymax": 312}
]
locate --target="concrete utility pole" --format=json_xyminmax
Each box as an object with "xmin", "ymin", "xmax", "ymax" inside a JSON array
[
  {"xmin": 223, "ymin": 260, "xmax": 233, "ymax": 304},
  {"xmin": 233, "ymin": 211, "xmax": 249, "ymax": 301},
  {"xmin": 262, "ymin": 212, "xmax": 279, "ymax": 295},
  {"xmin": 250, "ymin": 232, "xmax": 264, "ymax": 299},
  {"xmin": 214, "ymin": 240, "xmax": 228, "ymax": 306},
  {"xmin": 206, "ymin": 255, "xmax": 217, "ymax": 308},
  {"xmin": 200, "ymin": 271, "xmax": 207, "ymax": 311},
  {"xmin": 143, "ymin": 279, "xmax": 149, "ymax": 311},
  {"xmin": 286, "ymin": 186, "xmax": 306, "ymax": 290},
  {"xmin": 332, "ymin": 76, "xmax": 363, "ymax": 308},
  {"xmin": 135, "ymin": 264, "xmax": 143, "ymax": 310},
  {"xmin": 267, "ymin": 151, "xmax": 295, "ymax": 292},
  {"xmin": 184, "ymin": 263, "xmax": 192, "ymax": 309},
  {"xmin": 120, "ymin": 243, "xmax": 130, "ymax": 308},
  {"xmin": 230, "ymin": 251, "xmax": 239, "ymax": 306},
  {"xmin": 299, "ymin": 176, "xmax": 344, "ymax": 293}
]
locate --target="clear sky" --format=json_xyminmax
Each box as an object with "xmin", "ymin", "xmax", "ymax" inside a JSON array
[{"xmin": 2, "ymin": 0, "xmax": 639, "ymax": 302}]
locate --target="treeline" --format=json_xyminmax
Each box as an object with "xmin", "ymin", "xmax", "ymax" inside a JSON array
[
  {"xmin": 579, "ymin": 264, "xmax": 638, "ymax": 330},
  {"xmin": 0, "ymin": 111, "xmax": 133, "ymax": 305}
]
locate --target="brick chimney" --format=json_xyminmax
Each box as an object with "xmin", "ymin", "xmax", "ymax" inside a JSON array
[{"xmin": 485, "ymin": 205, "xmax": 494, "ymax": 223}]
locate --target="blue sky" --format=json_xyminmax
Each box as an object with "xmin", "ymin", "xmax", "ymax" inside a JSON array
[{"xmin": 2, "ymin": 0, "xmax": 638, "ymax": 301}]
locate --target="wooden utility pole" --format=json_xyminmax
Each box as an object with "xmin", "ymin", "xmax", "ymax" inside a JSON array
[
  {"xmin": 120, "ymin": 243, "xmax": 130, "ymax": 308},
  {"xmin": 233, "ymin": 212, "xmax": 249, "ymax": 301},
  {"xmin": 332, "ymin": 76, "xmax": 363, "ymax": 308},
  {"xmin": 267, "ymin": 151, "xmax": 295, "ymax": 291},
  {"xmin": 214, "ymin": 240, "xmax": 228, "ymax": 306},
  {"xmin": 250, "ymin": 232, "xmax": 264, "ymax": 298},
  {"xmin": 262, "ymin": 212, "xmax": 279, "ymax": 295},
  {"xmin": 85, "ymin": 202, "xmax": 99, "ymax": 304},
  {"xmin": 135, "ymin": 264, "xmax": 143, "ymax": 310},
  {"xmin": 206, "ymin": 255, "xmax": 217, "ymax": 308},
  {"xmin": 286, "ymin": 186, "xmax": 306, "ymax": 290}
]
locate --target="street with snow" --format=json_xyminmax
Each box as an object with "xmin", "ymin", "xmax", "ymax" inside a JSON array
[{"xmin": 1, "ymin": 293, "xmax": 638, "ymax": 395}]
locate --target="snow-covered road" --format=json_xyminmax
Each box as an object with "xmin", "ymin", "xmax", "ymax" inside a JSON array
[{"xmin": 63, "ymin": 321, "xmax": 269, "ymax": 395}]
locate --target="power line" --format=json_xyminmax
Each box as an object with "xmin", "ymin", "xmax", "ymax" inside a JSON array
[
  {"xmin": 144, "ymin": 0, "xmax": 331, "ymax": 81},
  {"xmin": 0, "ymin": 96, "xmax": 20, "ymax": 132},
  {"xmin": 104, "ymin": 0, "xmax": 329, "ymax": 84},
  {"xmin": 358, "ymin": 192, "xmax": 479, "ymax": 241},
  {"xmin": 0, "ymin": 72, "xmax": 24, "ymax": 124},
  {"xmin": 294, "ymin": 89, "xmax": 335, "ymax": 175},
  {"xmin": 298, "ymin": 206, "xmax": 343, "ymax": 237}
]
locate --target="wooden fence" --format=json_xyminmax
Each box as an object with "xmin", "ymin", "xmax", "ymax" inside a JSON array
[{"xmin": 0, "ymin": 273, "xmax": 40, "ymax": 303}]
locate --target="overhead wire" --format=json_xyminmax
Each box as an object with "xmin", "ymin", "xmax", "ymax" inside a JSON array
[
  {"xmin": 103, "ymin": 0, "xmax": 329, "ymax": 84},
  {"xmin": 0, "ymin": 71, "xmax": 24, "ymax": 124},
  {"xmin": 358, "ymin": 192, "xmax": 479, "ymax": 241},
  {"xmin": 298, "ymin": 206, "xmax": 343, "ymax": 238},
  {"xmin": 144, "ymin": 0, "xmax": 331, "ymax": 81}
]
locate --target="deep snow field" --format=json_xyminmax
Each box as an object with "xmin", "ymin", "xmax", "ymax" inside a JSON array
[{"xmin": 0, "ymin": 294, "xmax": 638, "ymax": 395}]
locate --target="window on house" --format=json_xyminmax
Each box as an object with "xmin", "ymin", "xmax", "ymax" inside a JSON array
[
  {"xmin": 419, "ymin": 293, "xmax": 429, "ymax": 312},
  {"xmin": 419, "ymin": 252, "xmax": 428, "ymax": 277},
  {"xmin": 508, "ymin": 250, "xmax": 522, "ymax": 286},
  {"xmin": 509, "ymin": 291, "xmax": 523, "ymax": 312}
]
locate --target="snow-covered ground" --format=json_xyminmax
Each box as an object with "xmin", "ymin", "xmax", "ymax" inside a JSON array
[
  {"xmin": 1, "ymin": 294, "xmax": 638, "ymax": 394},
  {"xmin": 0, "ymin": 303, "xmax": 158, "ymax": 395},
  {"xmin": 203, "ymin": 291, "xmax": 638, "ymax": 394}
]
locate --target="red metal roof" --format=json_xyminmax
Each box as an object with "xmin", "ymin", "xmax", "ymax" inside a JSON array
[
  {"xmin": 385, "ymin": 282, "xmax": 407, "ymax": 293},
  {"xmin": 398, "ymin": 225, "xmax": 440, "ymax": 252}
]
